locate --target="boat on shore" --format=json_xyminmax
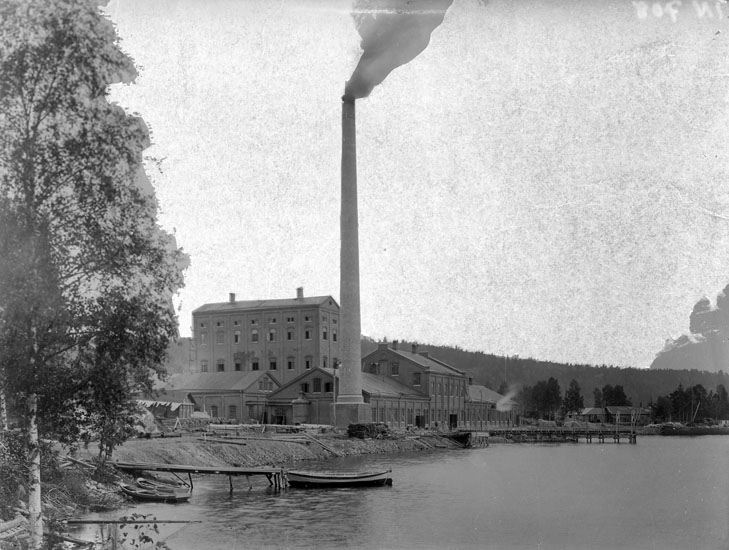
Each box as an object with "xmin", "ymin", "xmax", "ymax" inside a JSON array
[
  {"xmin": 119, "ymin": 482, "xmax": 191, "ymax": 503},
  {"xmin": 287, "ymin": 469, "xmax": 393, "ymax": 488},
  {"xmin": 135, "ymin": 477, "xmax": 186, "ymax": 492}
]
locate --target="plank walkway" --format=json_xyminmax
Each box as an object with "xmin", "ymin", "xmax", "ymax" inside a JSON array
[
  {"xmin": 462, "ymin": 427, "xmax": 638, "ymax": 444},
  {"xmin": 112, "ymin": 461, "xmax": 287, "ymax": 489}
]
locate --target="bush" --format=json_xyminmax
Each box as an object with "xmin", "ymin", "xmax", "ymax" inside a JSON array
[{"xmin": 0, "ymin": 430, "xmax": 61, "ymax": 520}]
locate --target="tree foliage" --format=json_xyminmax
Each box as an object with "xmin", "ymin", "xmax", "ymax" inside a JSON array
[
  {"xmin": 562, "ymin": 379, "xmax": 584, "ymax": 415},
  {"xmin": 650, "ymin": 383, "xmax": 728, "ymax": 423},
  {"xmin": 0, "ymin": 0, "xmax": 187, "ymax": 537}
]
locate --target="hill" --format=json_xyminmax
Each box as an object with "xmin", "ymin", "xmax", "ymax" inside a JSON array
[{"xmin": 362, "ymin": 337, "xmax": 729, "ymax": 407}]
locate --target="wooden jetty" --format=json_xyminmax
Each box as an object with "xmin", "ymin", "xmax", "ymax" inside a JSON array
[
  {"xmin": 112, "ymin": 461, "xmax": 287, "ymax": 491},
  {"xmin": 454, "ymin": 427, "xmax": 637, "ymax": 446}
]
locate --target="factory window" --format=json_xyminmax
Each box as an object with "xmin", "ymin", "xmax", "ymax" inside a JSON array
[
  {"xmin": 325, "ymin": 382, "xmax": 333, "ymax": 393},
  {"xmin": 332, "ymin": 318, "xmax": 337, "ymax": 325},
  {"xmin": 269, "ymin": 359, "xmax": 277, "ymax": 371},
  {"xmin": 228, "ymin": 405, "xmax": 236, "ymax": 419},
  {"xmin": 304, "ymin": 315, "xmax": 311, "ymax": 322},
  {"xmin": 287, "ymin": 329, "xmax": 295, "ymax": 341},
  {"xmin": 323, "ymin": 327, "xmax": 328, "ymax": 340},
  {"xmin": 251, "ymin": 318, "xmax": 258, "ymax": 325},
  {"xmin": 252, "ymin": 361, "xmax": 259, "ymax": 371},
  {"xmin": 391, "ymin": 363, "xmax": 399, "ymax": 376},
  {"xmin": 211, "ymin": 405, "xmax": 218, "ymax": 418},
  {"xmin": 269, "ymin": 317, "xmax": 277, "ymax": 324},
  {"xmin": 200, "ymin": 360, "xmax": 208, "ymax": 373},
  {"xmin": 287, "ymin": 316, "xmax": 295, "ymax": 323},
  {"xmin": 200, "ymin": 332, "xmax": 207, "ymax": 345},
  {"xmin": 216, "ymin": 321, "xmax": 223, "ymax": 327},
  {"xmin": 332, "ymin": 329, "xmax": 337, "ymax": 342},
  {"xmin": 313, "ymin": 378, "xmax": 322, "ymax": 393},
  {"xmin": 322, "ymin": 315, "xmax": 328, "ymax": 322},
  {"xmin": 413, "ymin": 372, "xmax": 421, "ymax": 386},
  {"xmin": 216, "ymin": 331, "xmax": 224, "ymax": 344},
  {"xmin": 251, "ymin": 329, "xmax": 259, "ymax": 342},
  {"xmin": 305, "ymin": 327, "xmax": 312, "ymax": 340},
  {"xmin": 287, "ymin": 357, "xmax": 295, "ymax": 370},
  {"xmin": 268, "ymin": 329, "xmax": 276, "ymax": 342},
  {"xmin": 235, "ymin": 361, "xmax": 242, "ymax": 371},
  {"xmin": 234, "ymin": 331, "xmax": 240, "ymax": 344},
  {"xmin": 300, "ymin": 383, "xmax": 310, "ymax": 393},
  {"xmin": 234, "ymin": 320, "xmax": 239, "ymax": 326},
  {"xmin": 322, "ymin": 356, "xmax": 328, "ymax": 369},
  {"xmin": 305, "ymin": 357, "xmax": 312, "ymax": 369},
  {"xmin": 199, "ymin": 322, "xmax": 206, "ymax": 328},
  {"xmin": 217, "ymin": 360, "xmax": 225, "ymax": 372}
]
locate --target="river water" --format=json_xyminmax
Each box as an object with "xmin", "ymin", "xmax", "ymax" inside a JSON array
[{"xmin": 74, "ymin": 436, "xmax": 729, "ymax": 550}]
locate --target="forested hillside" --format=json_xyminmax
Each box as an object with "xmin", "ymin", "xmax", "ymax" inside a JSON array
[{"xmin": 362, "ymin": 337, "xmax": 729, "ymax": 406}]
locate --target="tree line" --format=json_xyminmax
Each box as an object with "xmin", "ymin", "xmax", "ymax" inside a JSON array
[
  {"xmin": 514, "ymin": 378, "xmax": 634, "ymax": 420},
  {"xmin": 363, "ymin": 338, "xmax": 729, "ymax": 409},
  {"xmin": 650, "ymin": 384, "xmax": 729, "ymax": 424}
]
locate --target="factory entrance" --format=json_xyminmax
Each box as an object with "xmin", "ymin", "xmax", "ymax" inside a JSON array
[{"xmin": 449, "ymin": 414, "xmax": 458, "ymax": 430}]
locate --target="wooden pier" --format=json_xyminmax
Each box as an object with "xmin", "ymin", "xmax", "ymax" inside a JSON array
[
  {"xmin": 112, "ymin": 461, "xmax": 287, "ymax": 491},
  {"xmin": 455, "ymin": 427, "xmax": 638, "ymax": 446}
]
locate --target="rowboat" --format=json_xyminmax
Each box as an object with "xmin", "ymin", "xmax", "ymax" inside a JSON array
[
  {"xmin": 287, "ymin": 469, "xmax": 393, "ymax": 488},
  {"xmin": 119, "ymin": 482, "xmax": 191, "ymax": 503},
  {"xmin": 136, "ymin": 477, "xmax": 186, "ymax": 492}
]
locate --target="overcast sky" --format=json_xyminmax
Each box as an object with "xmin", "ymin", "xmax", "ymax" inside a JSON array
[{"xmin": 105, "ymin": 0, "xmax": 729, "ymax": 368}]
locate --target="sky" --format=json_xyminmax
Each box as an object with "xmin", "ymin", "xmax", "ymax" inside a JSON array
[{"xmin": 103, "ymin": 0, "xmax": 729, "ymax": 369}]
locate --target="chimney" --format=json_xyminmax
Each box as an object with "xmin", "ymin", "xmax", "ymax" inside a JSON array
[
  {"xmin": 229, "ymin": 293, "xmax": 235, "ymax": 304},
  {"xmin": 411, "ymin": 343, "xmax": 418, "ymax": 354},
  {"xmin": 378, "ymin": 342, "xmax": 388, "ymax": 350},
  {"xmin": 419, "ymin": 351, "xmax": 430, "ymax": 358},
  {"xmin": 392, "ymin": 340, "xmax": 398, "ymax": 350},
  {"xmin": 296, "ymin": 287, "xmax": 304, "ymax": 299}
]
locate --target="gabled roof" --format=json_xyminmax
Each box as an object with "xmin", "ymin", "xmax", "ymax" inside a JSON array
[
  {"xmin": 364, "ymin": 347, "xmax": 464, "ymax": 376},
  {"xmin": 467, "ymin": 384, "xmax": 512, "ymax": 404},
  {"xmin": 361, "ymin": 372, "xmax": 427, "ymax": 400},
  {"xmin": 266, "ymin": 367, "xmax": 333, "ymax": 399},
  {"xmin": 579, "ymin": 407, "xmax": 606, "ymax": 415},
  {"xmin": 193, "ymin": 295, "xmax": 338, "ymax": 314},
  {"xmin": 605, "ymin": 406, "xmax": 650, "ymax": 414},
  {"xmin": 158, "ymin": 371, "xmax": 279, "ymax": 392},
  {"xmin": 266, "ymin": 367, "xmax": 427, "ymax": 401}
]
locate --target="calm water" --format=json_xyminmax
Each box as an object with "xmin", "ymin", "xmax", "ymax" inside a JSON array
[{"xmin": 75, "ymin": 436, "xmax": 729, "ymax": 550}]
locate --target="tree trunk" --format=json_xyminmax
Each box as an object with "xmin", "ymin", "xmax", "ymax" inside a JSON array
[
  {"xmin": 0, "ymin": 388, "xmax": 7, "ymax": 431},
  {"xmin": 28, "ymin": 393, "xmax": 44, "ymax": 549}
]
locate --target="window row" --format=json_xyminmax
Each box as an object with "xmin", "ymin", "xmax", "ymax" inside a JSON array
[
  {"xmin": 198, "ymin": 314, "xmax": 336, "ymax": 329},
  {"xmin": 199, "ymin": 327, "xmax": 337, "ymax": 345},
  {"xmin": 200, "ymin": 356, "xmax": 335, "ymax": 372},
  {"xmin": 299, "ymin": 377, "xmax": 333, "ymax": 394},
  {"xmin": 430, "ymin": 379, "xmax": 466, "ymax": 397}
]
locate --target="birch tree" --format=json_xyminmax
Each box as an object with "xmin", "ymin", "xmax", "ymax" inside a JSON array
[{"xmin": 0, "ymin": 1, "xmax": 187, "ymax": 547}]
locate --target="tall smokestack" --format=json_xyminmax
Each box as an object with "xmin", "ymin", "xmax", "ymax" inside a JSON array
[{"xmin": 337, "ymin": 95, "xmax": 365, "ymax": 409}]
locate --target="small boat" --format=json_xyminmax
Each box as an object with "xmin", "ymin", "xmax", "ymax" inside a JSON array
[
  {"xmin": 287, "ymin": 469, "xmax": 393, "ymax": 488},
  {"xmin": 119, "ymin": 482, "xmax": 191, "ymax": 503},
  {"xmin": 136, "ymin": 477, "xmax": 186, "ymax": 492}
]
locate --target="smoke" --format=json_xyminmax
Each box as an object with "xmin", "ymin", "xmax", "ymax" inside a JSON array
[
  {"xmin": 496, "ymin": 384, "xmax": 519, "ymax": 412},
  {"xmin": 344, "ymin": 0, "xmax": 454, "ymax": 100}
]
